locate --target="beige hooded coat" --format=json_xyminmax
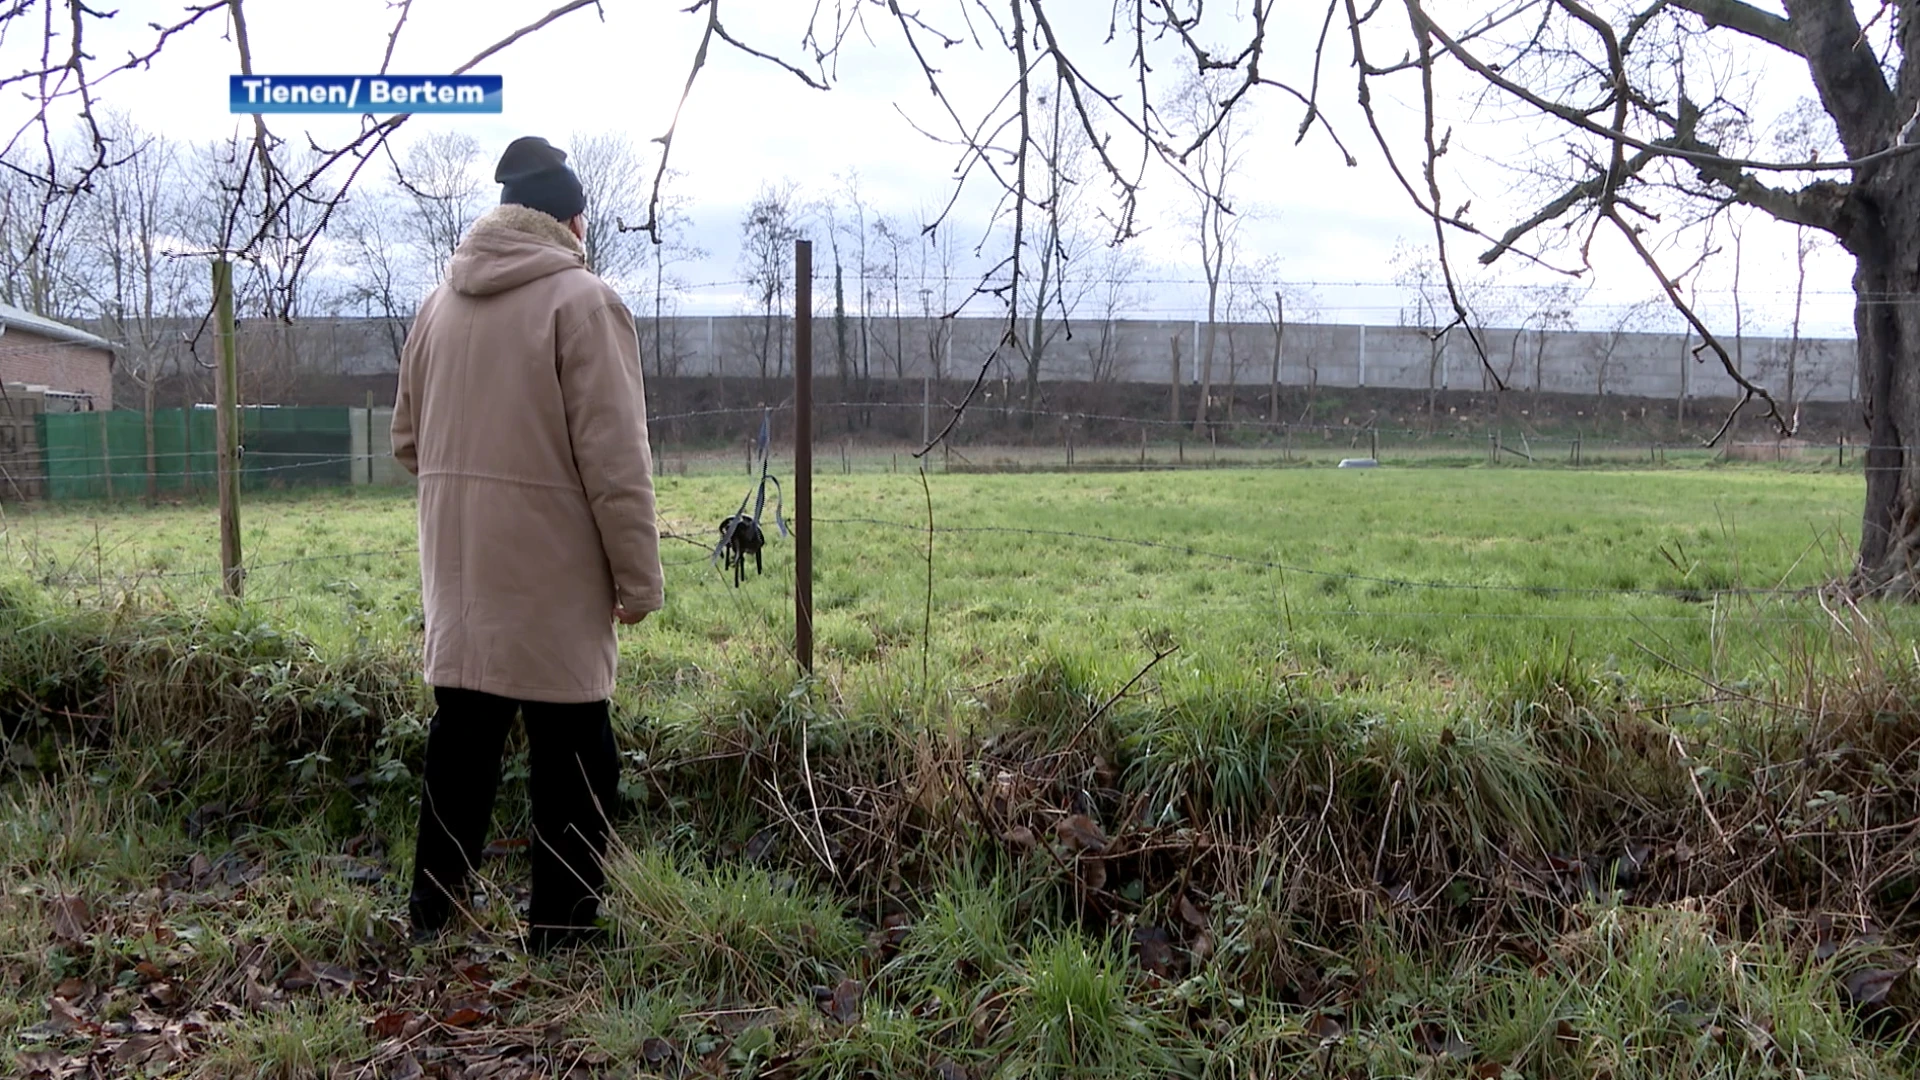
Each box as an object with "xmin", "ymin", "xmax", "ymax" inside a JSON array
[{"xmin": 392, "ymin": 204, "xmax": 663, "ymax": 703}]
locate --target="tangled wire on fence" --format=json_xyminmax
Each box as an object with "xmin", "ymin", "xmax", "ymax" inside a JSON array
[{"xmin": 712, "ymin": 411, "xmax": 786, "ymax": 588}]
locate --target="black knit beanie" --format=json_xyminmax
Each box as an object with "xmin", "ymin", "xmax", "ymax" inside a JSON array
[{"xmin": 494, "ymin": 136, "xmax": 586, "ymax": 222}]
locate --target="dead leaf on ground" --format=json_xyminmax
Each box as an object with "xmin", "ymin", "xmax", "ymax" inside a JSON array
[
  {"xmin": 211, "ymin": 850, "xmax": 261, "ymax": 887},
  {"xmin": 1078, "ymin": 857, "xmax": 1108, "ymax": 893},
  {"xmin": 744, "ymin": 826, "xmax": 781, "ymax": 864},
  {"xmin": 184, "ymin": 803, "xmax": 228, "ymax": 840},
  {"xmin": 641, "ymin": 1037, "xmax": 677, "ymax": 1065},
  {"xmin": 458, "ymin": 962, "xmax": 493, "ymax": 985},
  {"xmin": 1305, "ymin": 1011, "xmax": 1345, "ymax": 1043},
  {"xmin": 819, "ymin": 977, "xmax": 863, "ymax": 1024},
  {"xmin": 1842, "ymin": 968, "xmax": 1904, "ymax": 1008},
  {"xmin": 111, "ymin": 1034, "xmax": 167, "ymax": 1067},
  {"xmin": 383, "ymin": 1053, "xmax": 424, "ymax": 1080},
  {"xmin": 1554, "ymin": 1019, "xmax": 1578, "ymax": 1045},
  {"xmin": 343, "ymin": 832, "xmax": 385, "ymax": 859},
  {"xmin": 51, "ymin": 978, "xmax": 89, "ymax": 1000},
  {"xmin": 1411, "ymin": 1020, "xmax": 1473, "ymax": 1060},
  {"xmin": 371, "ymin": 1011, "xmax": 415, "ymax": 1039},
  {"xmin": 1053, "ymin": 814, "xmax": 1108, "ymax": 855},
  {"xmin": 14, "ymin": 1050, "xmax": 65, "ymax": 1078},
  {"xmin": 481, "ymin": 837, "xmax": 529, "ymax": 859},
  {"xmin": 310, "ymin": 961, "xmax": 357, "ymax": 989},
  {"xmin": 1188, "ymin": 931, "xmax": 1215, "ymax": 964},
  {"xmin": 1614, "ymin": 842, "xmax": 1653, "ymax": 886},
  {"xmin": 280, "ymin": 965, "xmax": 318, "ymax": 992},
  {"xmin": 935, "ymin": 1059, "xmax": 970, "ymax": 1080},
  {"xmin": 866, "ymin": 914, "xmax": 911, "ymax": 959},
  {"xmin": 47, "ymin": 996, "xmax": 90, "ymax": 1033},
  {"xmin": 47, "ymin": 895, "xmax": 91, "ymax": 943},
  {"xmin": 439, "ymin": 998, "xmax": 494, "ymax": 1028},
  {"xmin": 1176, "ymin": 894, "xmax": 1208, "ymax": 930},
  {"xmin": 1813, "ymin": 915, "xmax": 1841, "ymax": 962},
  {"xmin": 1132, "ymin": 926, "xmax": 1175, "ymax": 979},
  {"xmin": 1000, "ymin": 825, "xmax": 1036, "ymax": 850},
  {"xmin": 1506, "ymin": 938, "xmax": 1550, "ymax": 967},
  {"xmin": 336, "ymin": 858, "xmax": 387, "ymax": 884},
  {"xmin": 243, "ymin": 980, "xmax": 280, "ymax": 1013}
]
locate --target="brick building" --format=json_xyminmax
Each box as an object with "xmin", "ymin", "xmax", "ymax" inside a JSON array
[{"xmin": 0, "ymin": 302, "xmax": 116, "ymax": 410}]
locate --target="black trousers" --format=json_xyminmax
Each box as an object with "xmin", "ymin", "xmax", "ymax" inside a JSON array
[{"xmin": 408, "ymin": 687, "xmax": 620, "ymax": 933}]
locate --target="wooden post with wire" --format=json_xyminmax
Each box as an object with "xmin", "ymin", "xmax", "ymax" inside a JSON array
[
  {"xmin": 212, "ymin": 258, "xmax": 243, "ymax": 598},
  {"xmin": 794, "ymin": 239, "xmax": 814, "ymax": 674}
]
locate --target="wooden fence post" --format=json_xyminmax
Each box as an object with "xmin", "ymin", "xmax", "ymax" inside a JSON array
[{"xmin": 213, "ymin": 258, "xmax": 243, "ymax": 598}]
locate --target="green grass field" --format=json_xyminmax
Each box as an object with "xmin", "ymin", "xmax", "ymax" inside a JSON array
[
  {"xmin": 3, "ymin": 464, "xmax": 1919, "ymax": 1078},
  {"xmin": 0, "ymin": 465, "xmax": 1890, "ymax": 705}
]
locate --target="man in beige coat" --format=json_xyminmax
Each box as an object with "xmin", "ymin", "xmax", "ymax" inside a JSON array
[{"xmin": 392, "ymin": 135, "xmax": 663, "ymax": 951}]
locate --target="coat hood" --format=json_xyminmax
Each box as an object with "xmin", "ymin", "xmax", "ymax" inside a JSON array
[{"xmin": 445, "ymin": 204, "xmax": 587, "ymax": 297}]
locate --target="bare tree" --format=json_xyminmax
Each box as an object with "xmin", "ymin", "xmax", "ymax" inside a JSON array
[
  {"xmin": 1081, "ymin": 242, "xmax": 1145, "ymax": 384},
  {"xmin": 334, "ymin": 181, "xmax": 413, "ymax": 366},
  {"xmin": 1589, "ymin": 298, "xmax": 1667, "ymax": 398},
  {"xmin": 819, "ymin": 189, "xmax": 857, "ymax": 395},
  {"xmin": 871, "ymin": 214, "xmax": 911, "ymax": 381},
  {"xmin": 739, "ymin": 180, "xmax": 803, "ymax": 387},
  {"xmin": 567, "ymin": 132, "xmax": 650, "ymax": 290},
  {"xmin": 1393, "ymin": 242, "xmax": 1457, "ymax": 425},
  {"xmin": 839, "ymin": 172, "xmax": 876, "ymax": 387},
  {"xmin": 1167, "ymin": 63, "xmax": 1251, "ymax": 433},
  {"xmin": 915, "ymin": 205, "xmax": 965, "ymax": 382},
  {"xmin": 1359, "ymin": 0, "xmax": 1920, "ymax": 592},
  {"xmin": 77, "ymin": 118, "xmax": 198, "ymax": 502},
  {"xmin": 1509, "ymin": 283, "xmax": 1583, "ymax": 409},
  {"xmin": 1247, "ymin": 266, "xmax": 1321, "ymax": 424},
  {"xmin": 389, "ymin": 132, "xmax": 485, "ymax": 286},
  {"xmin": 1771, "ymin": 97, "xmax": 1839, "ymax": 413},
  {"xmin": 635, "ymin": 171, "xmax": 703, "ymax": 381},
  {"xmin": 0, "ymin": 134, "xmax": 94, "ymax": 319},
  {"xmin": 1018, "ymin": 76, "xmax": 1086, "ymax": 425}
]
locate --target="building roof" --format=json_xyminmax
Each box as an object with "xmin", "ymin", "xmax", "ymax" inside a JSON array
[{"xmin": 0, "ymin": 301, "xmax": 117, "ymax": 352}]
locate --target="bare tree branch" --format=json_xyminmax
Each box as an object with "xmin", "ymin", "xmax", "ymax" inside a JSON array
[{"xmin": 1669, "ymin": 0, "xmax": 1801, "ymax": 56}]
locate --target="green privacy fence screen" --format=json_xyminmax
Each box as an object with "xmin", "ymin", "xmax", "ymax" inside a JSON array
[{"xmin": 39, "ymin": 407, "xmax": 355, "ymax": 500}]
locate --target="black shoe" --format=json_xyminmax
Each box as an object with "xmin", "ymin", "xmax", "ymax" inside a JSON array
[
  {"xmin": 408, "ymin": 889, "xmax": 452, "ymax": 943},
  {"xmin": 524, "ymin": 923, "xmax": 608, "ymax": 954}
]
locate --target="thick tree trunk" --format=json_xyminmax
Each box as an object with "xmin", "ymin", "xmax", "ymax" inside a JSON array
[{"xmin": 1851, "ymin": 209, "xmax": 1919, "ymax": 595}]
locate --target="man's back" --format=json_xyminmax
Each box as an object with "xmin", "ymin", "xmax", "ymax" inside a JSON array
[
  {"xmin": 392, "ymin": 203, "xmax": 662, "ymax": 704},
  {"xmin": 402, "ymin": 206, "xmax": 616, "ymax": 489}
]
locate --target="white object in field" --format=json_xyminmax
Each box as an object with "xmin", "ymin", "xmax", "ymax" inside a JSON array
[{"xmin": 1337, "ymin": 458, "xmax": 1379, "ymax": 469}]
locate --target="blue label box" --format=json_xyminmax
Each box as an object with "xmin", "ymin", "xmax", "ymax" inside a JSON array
[{"xmin": 230, "ymin": 75, "xmax": 502, "ymax": 114}]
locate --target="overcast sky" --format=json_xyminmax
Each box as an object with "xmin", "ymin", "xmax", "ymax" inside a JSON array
[{"xmin": 1, "ymin": 0, "xmax": 1863, "ymax": 336}]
